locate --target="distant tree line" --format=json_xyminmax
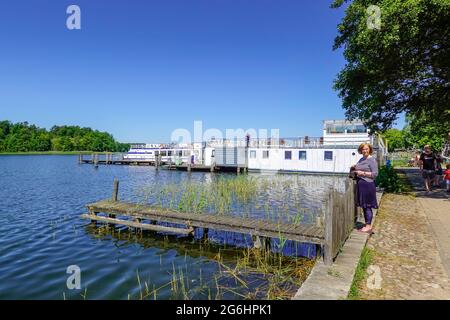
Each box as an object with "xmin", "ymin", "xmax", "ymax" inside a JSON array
[{"xmin": 0, "ymin": 121, "xmax": 130, "ymax": 152}]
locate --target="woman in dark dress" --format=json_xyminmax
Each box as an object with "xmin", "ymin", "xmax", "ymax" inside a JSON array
[{"xmin": 353, "ymin": 143, "xmax": 379, "ymax": 234}]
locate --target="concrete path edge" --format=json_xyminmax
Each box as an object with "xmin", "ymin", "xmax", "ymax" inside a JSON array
[{"xmin": 292, "ymin": 193, "xmax": 383, "ymax": 300}]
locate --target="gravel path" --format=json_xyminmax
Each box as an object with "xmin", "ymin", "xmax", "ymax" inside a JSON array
[{"xmin": 357, "ymin": 168, "xmax": 450, "ymax": 300}]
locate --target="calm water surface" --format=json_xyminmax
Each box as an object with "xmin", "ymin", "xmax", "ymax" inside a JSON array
[{"xmin": 0, "ymin": 155, "xmax": 345, "ymax": 299}]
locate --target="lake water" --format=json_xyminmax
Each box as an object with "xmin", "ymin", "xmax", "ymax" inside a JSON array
[{"xmin": 0, "ymin": 155, "xmax": 346, "ymax": 300}]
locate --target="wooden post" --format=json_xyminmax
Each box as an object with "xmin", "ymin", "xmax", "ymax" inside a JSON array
[
  {"xmin": 94, "ymin": 154, "xmax": 99, "ymax": 167},
  {"xmin": 210, "ymin": 165, "xmax": 214, "ymax": 173},
  {"xmin": 202, "ymin": 228, "xmax": 209, "ymax": 241},
  {"xmin": 155, "ymin": 154, "xmax": 159, "ymax": 170},
  {"xmin": 324, "ymin": 191, "xmax": 334, "ymax": 265},
  {"xmin": 314, "ymin": 244, "xmax": 320, "ymax": 258},
  {"xmin": 78, "ymin": 154, "xmax": 83, "ymax": 164},
  {"xmin": 112, "ymin": 179, "xmax": 119, "ymax": 202},
  {"xmin": 353, "ymin": 180, "xmax": 359, "ymax": 224},
  {"xmin": 253, "ymin": 235, "xmax": 262, "ymax": 249},
  {"xmin": 237, "ymin": 167, "xmax": 240, "ymax": 175},
  {"xmin": 89, "ymin": 208, "xmax": 98, "ymax": 224},
  {"xmin": 316, "ymin": 216, "xmax": 322, "ymax": 228},
  {"xmin": 187, "ymin": 163, "xmax": 191, "ymax": 172},
  {"xmin": 187, "ymin": 221, "xmax": 195, "ymax": 239},
  {"xmin": 263, "ymin": 237, "xmax": 271, "ymax": 252}
]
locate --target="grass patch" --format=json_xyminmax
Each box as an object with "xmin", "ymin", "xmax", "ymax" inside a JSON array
[
  {"xmin": 395, "ymin": 171, "xmax": 414, "ymax": 194},
  {"xmin": 391, "ymin": 159, "xmax": 410, "ymax": 167},
  {"xmin": 348, "ymin": 247, "xmax": 374, "ymax": 300}
]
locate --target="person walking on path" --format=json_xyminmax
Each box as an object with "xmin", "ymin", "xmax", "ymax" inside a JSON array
[
  {"xmin": 353, "ymin": 143, "xmax": 379, "ymax": 234},
  {"xmin": 419, "ymin": 145, "xmax": 437, "ymax": 193}
]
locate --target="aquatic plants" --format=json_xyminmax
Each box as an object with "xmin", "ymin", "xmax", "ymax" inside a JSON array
[{"xmin": 136, "ymin": 174, "xmax": 340, "ymax": 225}]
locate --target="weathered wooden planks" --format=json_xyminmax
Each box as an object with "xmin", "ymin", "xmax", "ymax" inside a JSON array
[
  {"xmin": 83, "ymin": 199, "xmax": 325, "ymax": 244},
  {"xmin": 324, "ymin": 179, "xmax": 357, "ymax": 265},
  {"xmin": 80, "ymin": 214, "xmax": 194, "ymax": 235}
]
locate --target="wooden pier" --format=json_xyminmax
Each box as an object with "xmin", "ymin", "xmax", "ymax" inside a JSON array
[
  {"xmin": 79, "ymin": 153, "xmax": 247, "ymax": 173},
  {"xmin": 165, "ymin": 163, "xmax": 246, "ymax": 173},
  {"xmin": 81, "ymin": 179, "xmax": 358, "ymax": 265},
  {"xmin": 79, "ymin": 153, "xmax": 155, "ymax": 166},
  {"xmin": 164, "ymin": 163, "xmax": 215, "ymax": 172}
]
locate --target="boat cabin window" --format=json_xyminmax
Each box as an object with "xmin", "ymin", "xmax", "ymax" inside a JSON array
[
  {"xmin": 160, "ymin": 151, "xmax": 167, "ymax": 156},
  {"xmin": 262, "ymin": 151, "xmax": 270, "ymax": 159},
  {"xmin": 324, "ymin": 151, "xmax": 333, "ymax": 161},
  {"xmin": 250, "ymin": 150, "xmax": 256, "ymax": 159},
  {"xmin": 326, "ymin": 124, "xmax": 346, "ymax": 134},
  {"xmin": 346, "ymin": 124, "xmax": 367, "ymax": 133},
  {"xmin": 285, "ymin": 151, "xmax": 292, "ymax": 160},
  {"xmin": 299, "ymin": 151, "xmax": 307, "ymax": 160}
]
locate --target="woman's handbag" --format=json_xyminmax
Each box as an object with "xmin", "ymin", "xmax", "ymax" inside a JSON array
[{"xmin": 349, "ymin": 166, "xmax": 358, "ymax": 180}]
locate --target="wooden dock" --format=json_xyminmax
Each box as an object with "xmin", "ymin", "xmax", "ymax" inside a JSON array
[
  {"xmin": 79, "ymin": 154, "xmax": 155, "ymax": 166},
  {"xmin": 81, "ymin": 200, "xmax": 324, "ymax": 243},
  {"xmin": 81, "ymin": 179, "xmax": 357, "ymax": 265},
  {"xmin": 82, "ymin": 202, "xmax": 324, "ymax": 245},
  {"xmin": 164, "ymin": 163, "xmax": 247, "ymax": 173},
  {"xmin": 79, "ymin": 153, "xmax": 247, "ymax": 173},
  {"xmin": 164, "ymin": 163, "xmax": 215, "ymax": 172}
]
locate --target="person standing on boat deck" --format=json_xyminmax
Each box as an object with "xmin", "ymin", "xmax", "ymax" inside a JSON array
[
  {"xmin": 353, "ymin": 143, "xmax": 378, "ymax": 234},
  {"xmin": 419, "ymin": 145, "xmax": 436, "ymax": 193}
]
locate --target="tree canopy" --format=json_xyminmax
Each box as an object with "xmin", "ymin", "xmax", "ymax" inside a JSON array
[
  {"xmin": 381, "ymin": 114, "xmax": 446, "ymax": 152},
  {"xmin": 332, "ymin": 0, "xmax": 450, "ymax": 135},
  {"xmin": 0, "ymin": 121, "xmax": 130, "ymax": 152},
  {"xmin": 381, "ymin": 128, "xmax": 406, "ymax": 150}
]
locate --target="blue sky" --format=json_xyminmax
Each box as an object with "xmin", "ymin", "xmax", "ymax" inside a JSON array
[{"xmin": 0, "ymin": 0, "xmax": 403, "ymax": 143}]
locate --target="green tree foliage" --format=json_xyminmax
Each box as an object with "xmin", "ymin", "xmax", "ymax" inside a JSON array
[
  {"xmin": 0, "ymin": 121, "xmax": 130, "ymax": 152},
  {"xmin": 403, "ymin": 113, "xmax": 447, "ymax": 151},
  {"xmin": 382, "ymin": 128, "xmax": 407, "ymax": 150},
  {"xmin": 332, "ymin": 0, "xmax": 450, "ymax": 134}
]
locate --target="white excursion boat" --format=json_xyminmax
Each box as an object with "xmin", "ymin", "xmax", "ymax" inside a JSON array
[
  {"xmin": 124, "ymin": 143, "xmax": 216, "ymax": 166},
  {"xmin": 124, "ymin": 120, "xmax": 386, "ymax": 174}
]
